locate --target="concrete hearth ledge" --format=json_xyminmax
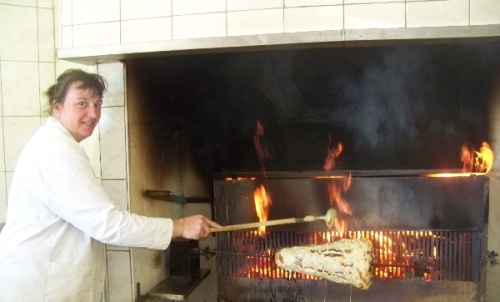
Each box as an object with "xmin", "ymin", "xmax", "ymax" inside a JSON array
[{"xmin": 57, "ymin": 25, "xmax": 500, "ymax": 65}]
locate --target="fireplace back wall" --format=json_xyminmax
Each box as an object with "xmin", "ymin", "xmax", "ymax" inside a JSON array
[{"xmin": 128, "ymin": 41, "xmax": 500, "ymax": 178}]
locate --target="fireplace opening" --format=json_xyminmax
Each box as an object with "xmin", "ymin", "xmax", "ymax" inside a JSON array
[{"xmin": 125, "ymin": 39, "xmax": 499, "ymax": 301}]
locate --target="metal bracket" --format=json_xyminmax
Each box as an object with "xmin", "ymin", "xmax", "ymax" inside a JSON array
[
  {"xmin": 486, "ymin": 250, "xmax": 499, "ymax": 266},
  {"xmin": 199, "ymin": 246, "xmax": 217, "ymax": 261}
]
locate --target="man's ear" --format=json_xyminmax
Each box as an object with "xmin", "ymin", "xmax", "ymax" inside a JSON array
[{"xmin": 53, "ymin": 103, "xmax": 61, "ymax": 117}]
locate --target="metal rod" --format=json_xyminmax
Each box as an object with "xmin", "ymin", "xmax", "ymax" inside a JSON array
[{"xmin": 210, "ymin": 208, "xmax": 337, "ymax": 232}]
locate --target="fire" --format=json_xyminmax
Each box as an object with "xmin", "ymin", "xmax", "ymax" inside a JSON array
[
  {"xmin": 427, "ymin": 141, "xmax": 493, "ymax": 177},
  {"xmin": 323, "ymin": 136, "xmax": 352, "ymax": 232},
  {"xmin": 461, "ymin": 141, "xmax": 493, "ymax": 174},
  {"xmin": 324, "ymin": 136, "xmax": 343, "ymax": 171},
  {"xmin": 254, "ymin": 184, "xmax": 272, "ymax": 236},
  {"xmin": 253, "ymin": 120, "xmax": 269, "ymax": 178},
  {"xmin": 475, "ymin": 142, "xmax": 493, "ymax": 173},
  {"xmin": 252, "ymin": 120, "xmax": 273, "ymax": 235}
]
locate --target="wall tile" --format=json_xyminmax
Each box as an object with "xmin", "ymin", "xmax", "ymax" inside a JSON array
[
  {"xmin": 1, "ymin": 61, "xmax": 41, "ymax": 116},
  {"xmin": 55, "ymin": 60, "xmax": 97, "ymax": 77},
  {"xmin": 72, "ymin": 0, "xmax": 119, "ymax": 25},
  {"xmin": 54, "ymin": 0, "xmax": 61, "ymax": 48},
  {"xmin": 99, "ymin": 107, "xmax": 127, "ymax": 179},
  {"xmin": 5, "ymin": 172, "xmax": 13, "ymax": 199},
  {"xmin": 106, "ymin": 251, "xmax": 133, "ymax": 302},
  {"xmin": 0, "ymin": 172, "xmax": 6, "ymax": 223},
  {"xmin": 227, "ymin": 0, "xmax": 282, "ymax": 11},
  {"xmin": 73, "ymin": 22, "xmax": 120, "ymax": 47},
  {"xmin": 37, "ymin": 0, "xmax": 53, "ymax": 8},
  {"xmin": 471, "ymin": 0, "xmax": 500, "ymax": 26},
  {"xmin": 0, "ymin": 0, "xmax": 36, "ymax": 6},
  {"xmin": 38, "ymin": 7, "xmax": 55, "ymax": 62},
  {"xmin": 38, "ymin": 62, "xmax": 55, "ymax": 116},
  {"xmin": 407, "ymin": 0, "xmax": 469, "ymax": 28},
  {"xmin": 103, "ymin": 179, "xmax": 128, "ymax": 211},
  {"xmin": 80, "ymin": 124, "xmax": 102, "ymax": 179},
  {"xmin": 172, "ymin": 0, "xmax": 225, "ymax": 16},
  {"xmin": 60, "ymin": 0, "xmax": 71, "ymax": 26},
  {"xmin": 285, "ymin": 6, "xmax": 343, "ymax": 33},
  {"xmin": 99, "ymin": 62, "xmax": 125, "ymax": 107},
  {"xmin": 61, "ymin": 26, "xmax": 72, "ymax": 48},
  {"xmin": 0, "ymin": 69, "xmax": 2, "ymax": 116},
  {"xmin": 121, "ymin": 0, "xmax": 171, "ymax": 20},
  {"xmin": 0, "ymin": 5, "xmax": 38, "ymax": 61},
  {"xmin": 3, "ymin": 117, "xmax": 40, "ymax": 171},
  {"xmin": 103, "ymin": 179, "xmax": 130, "ymax": 251},
  {"xmin": 0, "ymin": 118, "xmax": 4, "ymax": 172},
  {"xmin": 228, "ymin": 9, "xmax": 284, "ymax": 36},
  {"xmin": 121, "ymin": 18, "xmax": 172, "ymax": 44},
  {"xmin": 285, "ymin": 0, "xmax": 342, "ymax": 6},
  {"xmin": 345, "ymin": 0, "xmax": 401, "ymax": 3},
  {"xmin": 345, "ymin": 3, "xmax": 405, "ymax": 29},
  {"xmin": 173, "ymin": 13, "xmax": 226, "ymax": 39}
]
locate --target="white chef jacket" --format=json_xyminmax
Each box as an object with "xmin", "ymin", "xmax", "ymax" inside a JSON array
[{"xmin": 0, "ymin": 117, "xmax": 174, "ymax": 302}]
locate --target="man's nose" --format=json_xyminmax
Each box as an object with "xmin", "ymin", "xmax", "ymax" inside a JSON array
[{"xmin": 87, "ymin": 105, "xmax": 99, "ymax": 117}]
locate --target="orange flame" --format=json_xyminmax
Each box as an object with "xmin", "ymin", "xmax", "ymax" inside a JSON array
[
  {"xmin": 461, "ymin": 144, "xmax": 474, "ymax": 172},
  {"xmin": 254, "ymin": 184, "xmax": 272, "ymax": 236},
  {"xmin": 427, "ymin": 141, "xmax": 493, "ymax": 178},
  {"xmin": 475, "ymin": 142, "xmax": 493, "ymax": 173},
  {"xmin": 253, "ymin": 120, "xmax": 269, "ymax": 178},
  {"xmin": 327, "ymin": 175, "xmax": 352, "ymax": 232},
  {"xmin": 461, "ymin": 141, "xmax": 493, "ymax": 174},
  {"xmin": 324, "ymin": 136, "xmax": 343, "ymax": 171},
  {"xmin": 323, "ymin": 136, "xmax": 352, "ymax": 232}
]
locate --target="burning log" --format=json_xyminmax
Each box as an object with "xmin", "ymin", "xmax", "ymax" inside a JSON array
[{"xmin": 274, "ymin": 238, "xmax": 374, "ymax": 290}]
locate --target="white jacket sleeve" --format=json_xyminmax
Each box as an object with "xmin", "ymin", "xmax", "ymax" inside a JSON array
[{"xmin": 36, "ymin": 142, "xmax": 173, "ymax": 250}]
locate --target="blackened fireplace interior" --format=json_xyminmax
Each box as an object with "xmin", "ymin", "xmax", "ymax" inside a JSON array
[{"xmin": 126, "ymin": 39, "xmax": 500, "ymax": 301}]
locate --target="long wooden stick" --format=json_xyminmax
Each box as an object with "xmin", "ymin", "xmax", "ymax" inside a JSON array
[{"xmin": 210, "ymin": 208, "xmax": 337, "ymax": 233}]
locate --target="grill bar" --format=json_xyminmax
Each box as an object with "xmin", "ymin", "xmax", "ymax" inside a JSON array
[{"xmin": 221, "ymin": 230, "xmax": 479, "ymax": 281}]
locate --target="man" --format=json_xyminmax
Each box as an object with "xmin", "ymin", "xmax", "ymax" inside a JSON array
[{"xmin": 0, "ymin": 69, "xmax": 220, "ymax": 301}]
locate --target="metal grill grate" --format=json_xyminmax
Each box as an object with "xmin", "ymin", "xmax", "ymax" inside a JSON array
[{"xmin": 219, "ymin": 230, "xmax": 481, "ymax": 282}]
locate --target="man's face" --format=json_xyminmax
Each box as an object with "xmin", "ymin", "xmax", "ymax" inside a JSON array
[{"xmin": 54, "ymin": 81, "xmax": 103, "ymax": 142}]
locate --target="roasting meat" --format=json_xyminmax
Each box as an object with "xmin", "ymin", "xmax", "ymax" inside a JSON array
[{"xmin": 275, "ymin": 238, "xmax": 374, "ymax": 290}]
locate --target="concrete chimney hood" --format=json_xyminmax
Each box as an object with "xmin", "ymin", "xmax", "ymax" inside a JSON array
[{"xmin": 57, "ymin": 25, "xmax": 500, "ymax": 65}]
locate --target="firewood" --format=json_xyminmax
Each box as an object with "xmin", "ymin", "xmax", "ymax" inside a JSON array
[{"xmin": 274, "ymin": 238, "xmax": 374, "ymax": 290}]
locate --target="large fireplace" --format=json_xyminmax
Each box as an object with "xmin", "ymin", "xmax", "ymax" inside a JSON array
[{"xmin": 123, "ymin": 39, "xmax": 500, "ymax": 301}]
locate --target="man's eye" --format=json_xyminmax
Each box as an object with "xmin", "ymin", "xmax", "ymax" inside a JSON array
[{"xmin": 95, "ymin": 103, "xmax": 102, "ymax": 108}]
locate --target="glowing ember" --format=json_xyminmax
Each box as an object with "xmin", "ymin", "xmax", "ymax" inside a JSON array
[
  {"xmin": 425, "ymin": 173, "xmax": 482, "ymax": 178},
  {"xmin": 254, "ymin": 184, "xmax": 272, "ymax": 236},
  {"xmin": 232, "ymin": 229, "xmax": 474, "ymax": 282}
]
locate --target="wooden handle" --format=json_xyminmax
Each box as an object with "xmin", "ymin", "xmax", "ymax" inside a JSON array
[{"xmin": 210, "ymin": 216, "xmax": 319, "ymax": 233}]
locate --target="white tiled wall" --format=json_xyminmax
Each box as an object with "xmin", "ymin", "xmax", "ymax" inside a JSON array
[
  {"xmin": 2, "ymin": 0, "xmax": 500, "ymax": 302},
  {"xmin": 0, "ymin": 0, "xmax": 56, "ymax": 224},
  {"xmin": 56, "ymin": 0, "xmax": 500, "ymax": 49}
]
